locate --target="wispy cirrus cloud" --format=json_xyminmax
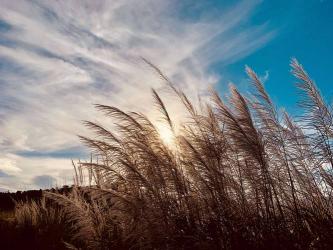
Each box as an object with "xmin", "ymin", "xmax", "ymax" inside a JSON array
[{"xmin": 0, "ymin": 0, "xmax": 275, "ymax": 190}]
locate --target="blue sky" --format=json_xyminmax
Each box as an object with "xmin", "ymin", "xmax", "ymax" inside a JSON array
[
  {"xmin": 217, "ymin": 0, "xmax": 333, "ymax": 113},
  {"xmin": 0, "ymin": 0, "xmax": 332, "ymax": 190}
]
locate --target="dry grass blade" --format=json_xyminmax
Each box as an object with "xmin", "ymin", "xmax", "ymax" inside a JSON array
[{"xmin": 152, "ymin": 88, "xmax": 174, "ymax": 131}]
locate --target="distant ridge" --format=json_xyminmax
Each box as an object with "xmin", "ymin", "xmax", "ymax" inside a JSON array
[{"xmin": 0, "ymin": 185, "xmax": 73, "ymax": 211}]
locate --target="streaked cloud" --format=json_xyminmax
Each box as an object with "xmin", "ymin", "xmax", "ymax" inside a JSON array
[{"xmin": 0, "ymin": 0, "xmax": 275, "ymax": 190}]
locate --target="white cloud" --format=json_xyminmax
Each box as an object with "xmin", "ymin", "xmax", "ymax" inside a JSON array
[
  {"xmin": 0, "ymin": 0, "xmax": 275, "ymax": 190},
  {"xmin": 0, "ymin": 154, "xmax": 22, "ymax": 174}
]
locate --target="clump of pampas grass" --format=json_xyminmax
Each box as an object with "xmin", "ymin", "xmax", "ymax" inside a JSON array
[{"xmin": 15, "ymin": 59, "xmax": 333, "ymax": 250}]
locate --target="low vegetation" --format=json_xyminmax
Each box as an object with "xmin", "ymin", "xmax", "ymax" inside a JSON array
[{"xmin": 2, "ymin": 59, "xmax": 333, "ymax": 249}]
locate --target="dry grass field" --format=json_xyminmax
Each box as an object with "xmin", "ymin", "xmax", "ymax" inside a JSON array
[{"xmin": 1, "ymin": 60, "xmax": 333, "ymax": 249}]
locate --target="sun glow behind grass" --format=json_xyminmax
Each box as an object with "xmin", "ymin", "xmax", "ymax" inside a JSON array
[{"xmin": 156, "ymin": 123, "xmax": 176, "ymax": 148}]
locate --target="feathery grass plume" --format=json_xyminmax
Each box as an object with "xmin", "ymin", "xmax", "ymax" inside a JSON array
[
  {"xmin": 152, "ymin": 88, "xmax": 174, "ymax": 131},
  {"xmin": 246, "ymin": 66, "xmax": 300, "ymax": 223},
  {"xmin": 14, "ymin": 196, "xmax": 70, "ymax": 249},
  {"xmin": 291, "ymin": 59, "xmax": 333, "ymax": 168}
]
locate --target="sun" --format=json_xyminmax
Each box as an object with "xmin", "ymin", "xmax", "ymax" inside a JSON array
[{"xmin": 156, "ymin": 124, "xmax": 175, "ymax": 147}]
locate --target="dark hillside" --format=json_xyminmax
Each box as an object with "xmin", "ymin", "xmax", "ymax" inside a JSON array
[{"xmin": 0, "ymin": 186, "xmax": 73, "ymax": 211}]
